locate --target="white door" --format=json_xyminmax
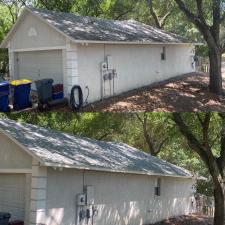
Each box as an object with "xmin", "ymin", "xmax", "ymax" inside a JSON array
[
  {"xmin": 17, "ymin": 50, "xmax": 63, "ymax": 90},
  {"xmin": 0, "ymin": 174, "xmax": 26, "ymax": 221}
]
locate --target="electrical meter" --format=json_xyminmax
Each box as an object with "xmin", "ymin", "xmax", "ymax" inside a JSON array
[{"xmin": 77, "ymin": 194, "xmax": 86, "ymax": 206}]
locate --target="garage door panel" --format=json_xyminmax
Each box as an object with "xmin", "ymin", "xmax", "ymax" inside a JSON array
[
  {"xmin": 0, "ymin": 174, "xmax": 26, "ymax": 221},
  {"xmin": 18, "ymin": 50, "xmax": 63, "ymax": 90}
]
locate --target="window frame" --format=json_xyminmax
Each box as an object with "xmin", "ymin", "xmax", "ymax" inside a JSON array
[
  {"xmin": 154, "ymin": 177, "xmax": 162, "ymax": 197},
  {"xmin": 161, "ymin": 46, "xmax": 166, "ymax": 61}
]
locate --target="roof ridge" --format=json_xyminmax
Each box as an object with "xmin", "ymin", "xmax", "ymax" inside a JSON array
[
  {"xmin": 27, "ymin": 6, "xmax": 126, "ymax": 24},
  {"xmin": 27, "ymin": 6, "xmax": 191, "ymax": 43}
]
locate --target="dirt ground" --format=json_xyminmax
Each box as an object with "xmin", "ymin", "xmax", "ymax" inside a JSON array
[
  {"xmin": 82, "ymin": 73, "xmax": 225, "ymax": 112},
  {"xmin": 150, "ymin": 215, "xmax": 213, "ymax": 225}
]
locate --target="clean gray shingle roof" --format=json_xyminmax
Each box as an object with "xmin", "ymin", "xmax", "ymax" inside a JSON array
[
  {"xmin": 28, "ymin": 7, "xmax": 191, "ymax": 44},
  {"xmin": 0, "ymin": 119, "xmax": 192, "ymax": 178}
]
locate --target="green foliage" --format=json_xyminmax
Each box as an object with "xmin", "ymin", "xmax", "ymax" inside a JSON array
[
  {"xmin": 37, "ymin": 0, "xmax": 76, "ymax": 12},
  {"xmin": 0, "ymin": 4, "xmax": 12, "ymax": 75}
]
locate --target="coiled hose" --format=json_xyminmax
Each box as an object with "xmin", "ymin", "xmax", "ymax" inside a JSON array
[{"xmin": 70, "ymin": 85, "xmax": 84, "ymax": 111}]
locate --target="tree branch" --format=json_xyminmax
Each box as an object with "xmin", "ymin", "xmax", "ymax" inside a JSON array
[
  {"xmin": 197, "ymin": 114, "xmax": 204, "ymax": 126},
  {"xmin": 160, "ymin": 9, "xmax": 174, "ymax": 28},
  {"xmin": 155, "ymin": 137, "xmax": 169, "ymax": 155},
  {"xmin": 202, "ymin": 113, "xmax": 211, "ymax": 149},
  {"xmin": 196, "ymin": 0, "xmax": 206, "ymax": 23},
  {"xmin": 147, "ymin": 0, "xmax": 161, "ymax": 28},
  {"xmin": 136, "ymin": 113, "xmax": 144, "ymax": 125},
  {"xmin": 173, "ymin": 113, "xmax": 224, "ymax": 184},
  {"xmin": 174, "ymin": 0, "xmax": 217, "ymax": 49},
  {"xmin": 222, "ymin": 44, "xmax": 225, "ymax": 54},
  {"xmin": 218, "ymin": 113, "xmax": 225, "ymax": 173},
  {"xmin": 211, "ymin": 0, "xmax": 221, "ymax": 44},
  {"xmin": 174, "ymin": 0, "xmax": 201, "ymax": 25},
  {"xmin": 136, "ymin": 113, "xmax": 161, "ymax": 156},
  {"xmin": 114, "ymin": 8, "xmax": 134, "ymax": 20},
  {"xmin": 173, "ymin": 113, "xmax": 211, "ymax": 167},
  {"xmin": 220, "ymin": 11, "xmax": 225, "ymax": 23}
]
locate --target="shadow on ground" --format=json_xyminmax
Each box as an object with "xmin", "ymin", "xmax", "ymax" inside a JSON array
[
  {"xmin": 83, "ymin": 73, "xmax": 225, "ymax": 112},
  {"xmin": 149, "ymin": 214, "xmax": 213, "ymax": 225}
]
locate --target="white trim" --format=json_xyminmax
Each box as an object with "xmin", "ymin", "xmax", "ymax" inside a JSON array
[
  {"xmin": 10, "ymin": 46, "xmax": 66, "ymax": 53},
  {"xmin": 73, "ymin": 39, "xmax": 202, "ymax": 46},
  {"xmin": 29, "ymin": 164, "xmax": 47, "ymax": 225},
  {"xmin": 0, "ymin": 169, "xmax": 32, "ymax": 173},
  {"xmin": 43, "ymin": 162, "xmax": 194, "ymax": 179},
  {"xmin": 65, "ymin": 42, "xmax": 79, "ymax": 95}
]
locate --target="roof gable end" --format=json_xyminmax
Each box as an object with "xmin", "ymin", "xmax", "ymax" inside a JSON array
[{"xmin": 0, "ymin": 7, "xmax": 73, "ymax": 48}]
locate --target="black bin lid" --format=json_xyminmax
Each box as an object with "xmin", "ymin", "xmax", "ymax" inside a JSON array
[{"xmin": 0, "ymin": 212, "xmax": 11, "ymax": 219}]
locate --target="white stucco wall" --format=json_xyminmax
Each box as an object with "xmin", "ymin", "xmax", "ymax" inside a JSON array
[
  {"xmin": 77, "ymin": 43, "xmax": 195, "ymax": 103},
  {"xmin": 10, "ymin": 12, "xmax": 66, "ymax": 50},
  {"xmin": 0, "ymin": 133, "xmax": 32, "ymax": 169},
  {"xmin": 45, "ymin": 168, "xmax": 195, "ymax": 225}
]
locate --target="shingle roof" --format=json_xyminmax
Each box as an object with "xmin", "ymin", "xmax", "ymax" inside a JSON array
[
  {"xmin": 0, "ymin": 119, "xmax": 193, "ymax": 178},
  {"xmin": 27, "ymin": 7, "xmax": 192, "ymax": 44}
]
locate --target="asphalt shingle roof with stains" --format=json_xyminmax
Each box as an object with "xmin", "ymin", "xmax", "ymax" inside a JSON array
[
  {"xmin": 0, "ymin": 119, "xmax": 192, "ymax": 178},
  {"xmin": 28, "ymin": 7, "xmax": 191, "ymax": 44}
]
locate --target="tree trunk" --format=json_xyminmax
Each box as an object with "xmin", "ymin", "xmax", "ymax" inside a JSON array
[
  {"xmin": 208, "ymin": 48, "xmax": 222, "ymax": 96},
  {"xmin": 213, "ymin": 177, "xmax": 225, "ymax": 225}
]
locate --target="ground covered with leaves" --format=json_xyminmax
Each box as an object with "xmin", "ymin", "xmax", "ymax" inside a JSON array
[
  {"xmin": 83, "ymin": 73, "xmax": 225, "ymax": 112},
  {"xmin": 150, "ymin": 215, "xmax": 213, "ymax": 225}
]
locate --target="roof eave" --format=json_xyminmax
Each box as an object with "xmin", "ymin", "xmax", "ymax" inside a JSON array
[
  {"xmin": 42, "ymin": 162, "xmax": 194, "ymax": 179},
  {"xmin": 71, "ymin": 39, "xmax": 201, "ymax": 45}
]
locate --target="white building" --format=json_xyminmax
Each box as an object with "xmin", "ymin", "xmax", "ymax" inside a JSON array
[
  {"xmin": 0, "ymin": 119, "xmax": 196, "ymax": 225},
  {"xmin": 0, "ymin": 7, "xmax": 197, "ymax": 104}
]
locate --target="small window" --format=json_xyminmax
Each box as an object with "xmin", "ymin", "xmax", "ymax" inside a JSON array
[
  {"xmin": 161, "ymin": 47, "xmax": 166, "ymax": 60},
  {"xmin": 155, "ymin": 178, "xmax": 161, "ymax": 196}
]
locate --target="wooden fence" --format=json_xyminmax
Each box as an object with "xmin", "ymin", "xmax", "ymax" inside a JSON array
[
  {"xmin": 195, "ymin": 57, "xmax": 225, "ymax": 75},
  {"xmin": 195, "ymin": 57, "xmax": 210, "ymax": 73},
  {"xmin": 195, "ymin": 194, "xmax": 215, "ymax": 217}
]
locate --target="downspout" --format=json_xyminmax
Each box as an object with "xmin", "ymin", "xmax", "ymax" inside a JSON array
[
  {"xmin": 82, "ymin": 169, "xmax": 86, "ymax": 192},
  {"xmin": 76, "ymin": 170, "xmax": 86, "ymax": 225},
  {"xmin": 101, "ymin": 44, "xmax": 106, "ymax": 100}
]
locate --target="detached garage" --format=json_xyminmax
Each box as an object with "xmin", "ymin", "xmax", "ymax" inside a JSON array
[
  {"xmin": 0, "ymin": 119, "xmax": 196, "ymax": 225},
  {"xmin": 0, "ymin": 174, "xmax": 28, "ymax": 221},
  {"xmin": 17, "ymin": 50, "xmax": 63, "ymax": 90},
  {"xmin": 0, "ymin": 7, "xmax": 197, "ymax": 104}
]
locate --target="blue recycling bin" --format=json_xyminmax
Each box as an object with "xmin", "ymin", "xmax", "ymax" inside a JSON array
[
  {"xmin": 11, "ymin": 80, "xmax": 32, "ymax": 110},
  {"xmin": 0, "ymin": 81, "xmax": 10, "ymax": 112},
  {"xmin": 0, "ymin": 212, "xmax": 11, "ymax": 225}
]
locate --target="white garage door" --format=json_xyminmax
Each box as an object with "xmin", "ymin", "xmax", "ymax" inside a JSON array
[
  {"xmin": 0, "ymin": 174, "xmax": 26, "ymax": 221},
  {"xmin": 17, "ymin": 50, "xmax": 63, "ymax": 90}
]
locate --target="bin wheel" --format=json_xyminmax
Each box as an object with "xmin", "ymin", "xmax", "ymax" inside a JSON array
[{"xmin": 38, "ymin": 103, "xmax": 51, "ymax": 112}]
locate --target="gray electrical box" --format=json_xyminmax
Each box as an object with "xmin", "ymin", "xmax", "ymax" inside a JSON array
[
  {"xmin": 86, "ymin": 186, "xmax": 95, "ymax": 205},
  {"xmin": 77, "ymin": 194, "xmax": 86, "ymax": 206}
]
